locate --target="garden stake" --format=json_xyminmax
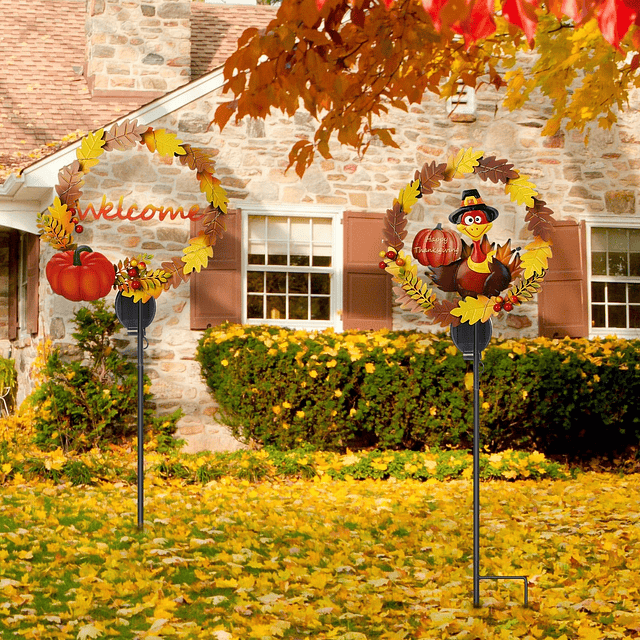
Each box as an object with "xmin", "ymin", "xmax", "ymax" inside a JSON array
[
  {"xmin": 114, "ymin": 291, "xmax": 156, "ymax": 531},
  {"xmin": 453, "ymin": 319, "xmax": 529, "ymax": 608}
]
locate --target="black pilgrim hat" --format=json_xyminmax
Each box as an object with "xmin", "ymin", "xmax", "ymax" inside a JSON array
[{"xmin": 448, "ymin": 189, "xmax": 500, "ymax": 224}]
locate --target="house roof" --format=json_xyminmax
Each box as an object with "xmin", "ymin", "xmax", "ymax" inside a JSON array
[{"xmin": 0, "ymin": 0, "xmax": 275, "ymax": 181}]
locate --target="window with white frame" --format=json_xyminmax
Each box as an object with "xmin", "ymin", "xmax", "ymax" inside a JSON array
[
  {"xmin": 17, "ymin": 233, "xmax": 29, "ymax": 335},
  {"xmin": 243, "ymin": 210, "xmax": 341, "ymax": 328},
  {"xmin": 446, "ymin": 81, "xmax": 476, "ymax": 117},
  {"xmin": 590, "ymin": 227, "xmax": 640, "ymax": 331}
]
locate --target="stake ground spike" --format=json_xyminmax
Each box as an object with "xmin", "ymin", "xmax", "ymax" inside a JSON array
[{"xmin": 452, "ymin": 319, "xmax": 529, "ymax": 608}]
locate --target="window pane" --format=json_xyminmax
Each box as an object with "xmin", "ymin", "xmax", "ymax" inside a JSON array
[
  {"xmin": 592, "ymin": 305, "xmax": 605, "ymax": 327},
  {"xmin": 608, "ymin": 229, "xmax": 628, "ymax": 251},
  {"xmin": 247, "ymin": 271, "xmax": 264, "ymax": 293},
  {"xmin": 591, "ymin": 282, "xmax": 605, "ymax": 303},
  {"xmin": 312, "ymin": 218, "xmax": 332, "ymax": 243},
  {"xmin": 591, "ymin": 228, "xmax": 608, "ymax": 252},
  {"xmin": 248, "ymin": 252, "xmax": 266, "ymax": 265},
  {"xmin": 312, "ymin": 256, "xmax": 332, "ymax": 267},
  {"xmin": 311, "ymin": 297, "xmax": 330, "ymax": 320},
  {"xmin": 630, "ymin": 283, "xmax": 640, "ymax": 303},
  {"xmin": 631, "ymin": 253, "xmax": 640, "ymax": 277},
  {"xmin": 266, "ymin": 272, "xmax": 286, "ymax": 294},
  {"xmin": 608, "ymin": 252, "xmax": 628, "ymax": 277},
  {"xmin": 631, "ymin": 229, "xmax": 640, "ymax": 276},
  {"xmin": 248, "ymin": 216, "xmax": 266, "ymax": 240},
  {"xmin": 592, "ymin": 253, "xmax": 607, "ymax": 276},
  {"xmin": 608, "ymin": 305, "xmax": 626, "ymax": 328},
  {"xmin": 290, "ymin": 243, "xmax": 310, "ymax": 267},
  {"xmin": 267, "ymin": 218, "xmax": 288, "ymax": 241},
  {"xmin": 290, "ymin": 218, "xmax": 311, "ymax": 242},
  {"xmin": 630, "ymin": 305, "xmax": 640, "ymax": 329},
  {"xmin": 267, "ymin": 242, "xmax": 287, "ymax": 266},
  {"xmin": 311, "ymin": 273, "xmax": 330, "ymax": 295},
  {"xmin": 289, "ymin": 273, "xmax": 308, "ymax": 294},
  {"xmin": 609, "ymin": 282, "xmax": 626, "ymax": 303},
  {"xmin": 267, "ymin": 296, "xmax": 285, "ymax": 320},
  {"xmin": 247, "ymin": 295, "xmax": 264, "ymax": 319},
  {"xmin": 289, "ymin": 296, "xmax": 308, "ymax": 320}
]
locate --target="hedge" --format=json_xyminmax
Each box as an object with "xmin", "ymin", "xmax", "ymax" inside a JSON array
[{"xmin": 195, "ymin": 324, "xmax": 640, "ymax": 459}]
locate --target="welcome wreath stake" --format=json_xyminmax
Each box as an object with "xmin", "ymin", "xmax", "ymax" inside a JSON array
[
  {"xmin": 38, "ymin": 119, "xmax": 229, "ymax": 303},
  {"xmin": 378, "ymin": 147, "xmax": 556, "ymax": 607},
  {"xmin": 37, "ymin": 121, "xmax": 229, "ymax": 530}
]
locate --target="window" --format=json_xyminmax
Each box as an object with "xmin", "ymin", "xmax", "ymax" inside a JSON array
[
  {"xmin": 17, "ymin": 234, "xmax": 29, "ymax": 334},
  {"xmin": 446, "ymin": 81, "xmax": 476, "ymax": 119},
  {"xmin": 590, "ymin": 226, "xmax": 640, "ymax": 333},
  {"xmin": 242, "ymin": 208, "xmax": 342, "ymax": 329}
]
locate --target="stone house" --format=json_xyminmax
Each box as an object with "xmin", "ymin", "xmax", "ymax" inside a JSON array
[{"xmin": 1, "ymin": 0, "xmax": 639, "ymax": 451}]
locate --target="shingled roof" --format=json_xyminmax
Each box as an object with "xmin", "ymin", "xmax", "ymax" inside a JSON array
[{"xmin": 0, "ymin": 0, "xmax": 275, "ymax": 180}]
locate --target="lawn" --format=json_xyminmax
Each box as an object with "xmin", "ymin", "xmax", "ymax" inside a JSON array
[{"xmin": 1, "ymin": 472, "xmax": 639, "ymax": 639}]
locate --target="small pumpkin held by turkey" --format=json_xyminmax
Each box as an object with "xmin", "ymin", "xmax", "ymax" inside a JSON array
[
  {"xmin": 412, "ymin": 223, "xmax": 462, "ymax": 268},
  {"xmin": 46, "ymin": 245, "xmax": 115, "ymax": 302}
]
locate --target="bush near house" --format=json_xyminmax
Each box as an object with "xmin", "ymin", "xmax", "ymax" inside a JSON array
[
  {"xmin": 0, "ymin": 356, "xmax": 17, "ymax": 414},
  {"xmin": 28, "ymin": 300, "xmax": 181, "ymax": 453},
  {"xmin": 196, "ymin": 324, "xmax": 640, "ymax": 460}
]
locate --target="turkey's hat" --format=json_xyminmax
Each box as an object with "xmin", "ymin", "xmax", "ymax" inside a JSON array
[{"xmin": 449, "ymin": 189, "xmax": 499, "ymax": 224}]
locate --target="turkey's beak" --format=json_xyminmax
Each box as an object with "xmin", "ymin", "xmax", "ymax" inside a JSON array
[{"xmin": 457, "ymin": 222, "xmax": 492, "ymax": 242}]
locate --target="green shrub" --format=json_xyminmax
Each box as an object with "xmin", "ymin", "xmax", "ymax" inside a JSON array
[
  {"xmin": 195, "ymin": 324, "xmax": 640, "ymax": 460},
  {"xmin": 0, "ymin": 356, "xmax": 17, "ymax": 414},
  {"xmin": 29, "ymin": 299, "xmax": 182, "ymax": 453}
]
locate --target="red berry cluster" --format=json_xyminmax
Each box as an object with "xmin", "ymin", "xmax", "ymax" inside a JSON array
[
  {"xmin": 126, "ymin": 259, "xmax": 147, "ymax": 290},
  {"xmin": 493, "ymin": 295, "xmax": 519, "ymax": 313},
  {"xmin": 68, "ymin": 208, "xmax": 83, "ymax": 234},
  {"xmin": 378, "ymin": 249, "xmax": 405, "ymax": 270}
]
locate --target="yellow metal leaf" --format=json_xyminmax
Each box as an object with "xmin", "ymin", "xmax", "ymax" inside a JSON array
[
  {"xmin": 199, "ymin": 171, "xmax": 219, "ymax": 202},
  {"xmin": 182, "ymin": 233, "xmax": 214, "ymax": 274},
  {"xmin": 450, "ymin": 295, "xmax": 495, "ymax": 325},
  {"xmin": 445, "ymin": 148, "xmax": 483, "ymax": 179},
  {"xmin": 212, "ymin": 183, "xmax": 228, "ymax": 214},
  {"xmin": 396, "ymin": 179, "xmax": 420, "ymax": 212},
  {"xmin": 520, "ymin": 237, "xmax": 553, "ymax": 278},
  {"xmin": 121, "ymin": 288, "xmax": 152, "ymax": 304},
  {"xmin": 505, "ymin": 174, "xmax": 539, "ymax": 207},
  {"xmin": 76, "ymin": 129, "xmax": 105, "ymax": 170},
  {"xmin": 39, "ymin": 197, "xmax": 75, "ymax": 250},
  {"xmin": 143, "ymin": 128, "xmax": 186, "ymax": 157}
]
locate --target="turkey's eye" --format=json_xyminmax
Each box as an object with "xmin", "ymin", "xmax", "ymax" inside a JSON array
[
  {"xmin": 463, "ymin": 215, "xmax": 475, "ymax": 226},
  {"xmin": 474, "ymin": 215, "xmax": 483, "ymax": 224}
]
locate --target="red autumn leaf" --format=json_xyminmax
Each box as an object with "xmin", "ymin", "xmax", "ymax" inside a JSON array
[
  {"xmin": 501, "ymin": 0, "xmax": 539, "ymax": 44},
  {"xmin": 596, "ymin": 0, "xmax": 637, "ymax": 47}
]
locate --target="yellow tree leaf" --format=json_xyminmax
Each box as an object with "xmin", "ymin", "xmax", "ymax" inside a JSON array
[
  {"xmin": 450, "ymin": 295, "xmax": 495, "ymax": 324},
  {"xmin": 505, "ymin": 174, "xmax": 539, "ymax": 207},
  {"xmin": 76, "ymin": 129, "xmax": 105, "ymax": 170},
  {"xmin": 445, "ymin": 148, "xmax": 484, "ymax": 179},
  {"xmin": 142, "ymin": 129, "xmax": 186, "ymax": 157},
  {"xmin": 182, "ymin": 233, "xmax": 214, "ymax": 274},
  {"xmin": 520, "ymin": 237, "xmax": 553, "ymax": 278}
]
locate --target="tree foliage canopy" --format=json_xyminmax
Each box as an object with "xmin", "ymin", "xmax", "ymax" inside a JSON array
[{"xmin": 213, "ymin": 0, "xmax": 640, "ymax": 175}]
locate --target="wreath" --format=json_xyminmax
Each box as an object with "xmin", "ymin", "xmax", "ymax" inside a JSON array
[
  {"xmin": 37, "ymin": 120, "xmax": 228, "ymax": 303},
  {"xmin": 378, "ymin": 148, "xmax": 555, "ymax": 326}
]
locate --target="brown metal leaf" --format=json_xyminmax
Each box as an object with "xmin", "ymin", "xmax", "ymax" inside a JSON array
[
  {"xmin": 161, "ymin": 256, "xmax": 191, "ymax": 290},
  {"xmin": 103, "ymin": 119, "xmax": 148, "ymax": 152},
  {"xmin": 426, "ymin": 299, "xmax": 461, "ymax": 327},
  {"xmin": 393, "ymin": 285, "xmax": 424, "ymax": 314},
  {"xmin": 55, "ymin": 160, "xmax": 84, "ymax": 206},
  {"xmin": 474, "ymin": 156, "xmax": 519, "ymax": 184},
  {"xmin": 383, "ymin": 201, "xmax": 407, "ymax": 251},
  {"xmin": 418, "ymin": 161, "xmax": 448, "ymax": 195},
  {"xmin": 524, "ymin": 198, "xmax": 555, "ymax": 241},
  {"xmin": 203, "ymin": 206, "xmax": 227, "ymax": 239},
  {"xmin": 180, "ymin": 144, "xmax": 216, "ymax": 175}
]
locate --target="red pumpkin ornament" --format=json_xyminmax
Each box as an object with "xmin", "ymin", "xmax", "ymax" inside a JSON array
[
  {"xmin": 412, "ymin": 223, "xmax": 462, "ymax": 268},
  {"xmin": 46, "ymin": 245, "xmax": 115, "ymax": 302}
]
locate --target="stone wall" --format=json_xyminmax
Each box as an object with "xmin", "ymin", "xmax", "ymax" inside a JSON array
[
  {"xmin": 85, "ymin": 0, "xmax": 191, "ymax": 94},
  {"xmin": 30, "ymin": 76, "xmax": 640, "ymax": 452}
]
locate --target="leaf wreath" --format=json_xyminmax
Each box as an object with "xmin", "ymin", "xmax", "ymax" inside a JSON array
[
  {"xmin": 379, "ymin": 147, "xmax": 557, "ymax": 326},
  {"xmin": 40, "ymin": 124, "xmax": 228, "ymax": 303}
]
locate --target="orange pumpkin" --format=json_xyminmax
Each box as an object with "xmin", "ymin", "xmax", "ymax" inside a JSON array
[
  {"xmin": 46, "ymin": 245, "xmax": 114, "ymax": 302},
  {"xmin": 412, "ymin": 223, "xmax": 462, "ymax": 268}
]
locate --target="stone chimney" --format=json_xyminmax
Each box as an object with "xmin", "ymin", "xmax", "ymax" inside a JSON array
[{"xmin": 85, "ymin": 0, "xmax": 191, "ymax": 96}]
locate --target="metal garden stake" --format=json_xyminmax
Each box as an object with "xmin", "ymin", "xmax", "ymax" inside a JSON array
[{"xmin": 115, "ymin": 291, "xmax": 156, "ymax": 531}]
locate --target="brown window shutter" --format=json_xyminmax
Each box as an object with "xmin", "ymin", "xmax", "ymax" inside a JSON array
[
  {"xmin": 26, "ymin": 233, "xmax": 40, "ymax": 335},
  {"xmin": 538, "ymin": 219, "xmax": 589, "ymax": 338},
  {"xmin": 342, "ymin": 211, "xmax": 392, "ymax": 330},
  {"xmin": 190, "ymin": 209, "xmax": 242, "ymax": 330},
  {"xmin": 7, "ymin": 232, "xmax": 19, "ymax": 340}
]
